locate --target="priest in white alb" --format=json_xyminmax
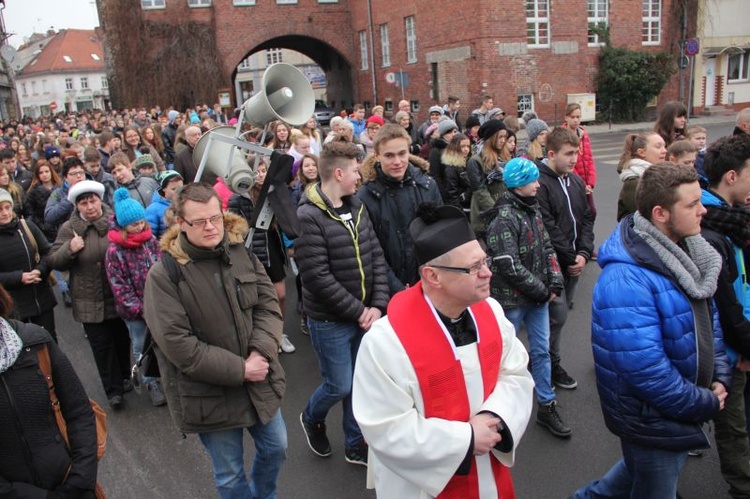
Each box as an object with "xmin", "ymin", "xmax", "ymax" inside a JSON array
[{"xmin": 352, "ymin": 203, "xmax": 534, "ymax": 498}]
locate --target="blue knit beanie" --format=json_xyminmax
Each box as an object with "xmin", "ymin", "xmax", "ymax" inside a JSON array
[
  {"xmin": 503, "ymin": 158, "xmax": 540, "ymax": 189},
  {"xmin": 113, "ymin": 187, "xmax": 145, "ymax": 227}
]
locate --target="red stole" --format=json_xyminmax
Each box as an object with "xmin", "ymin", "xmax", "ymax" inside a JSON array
[{"xmin": 387, "ymin": 283, "xmax": 515, "ymax": 499}]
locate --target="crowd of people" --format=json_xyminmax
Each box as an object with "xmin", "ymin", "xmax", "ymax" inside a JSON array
[{"xmin": 0, "ymin": 98, "xmax": 749, "ymax": 498}]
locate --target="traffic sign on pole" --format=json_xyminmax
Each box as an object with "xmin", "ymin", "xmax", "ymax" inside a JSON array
[{"xmin": 685, "ymin": 38, "xmax": 700, "ymax": 56}]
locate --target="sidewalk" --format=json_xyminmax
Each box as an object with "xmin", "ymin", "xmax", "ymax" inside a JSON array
[{"xmin": 583, "ymin": 114, "xmax": 736, "ymax": 136}]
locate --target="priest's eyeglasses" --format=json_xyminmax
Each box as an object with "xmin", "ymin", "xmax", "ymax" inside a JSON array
[
  {"xmin": 429, "ymin": 256, "xmax": 493, "ymax": 275},
  {"xmin": 183, "ymin": 214, "xmax": 224, "ymax": 228}
]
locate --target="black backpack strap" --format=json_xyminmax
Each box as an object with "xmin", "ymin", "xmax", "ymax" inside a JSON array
[{"xmin": 160, "ymin": 252, "xmax": 184, "ymax": 286}]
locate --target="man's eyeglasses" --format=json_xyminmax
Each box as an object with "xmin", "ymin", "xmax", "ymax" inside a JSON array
[
  {"xmin": 429, "ymin": 256, "xmax": 493, "ymax": 275},
  {"xmin": 183, "ymin": 214, "xmax": 223, "ymax": 228},
  {"xmin": 67, "ymin": 170, "xmax": 86, "ymax": 178}
]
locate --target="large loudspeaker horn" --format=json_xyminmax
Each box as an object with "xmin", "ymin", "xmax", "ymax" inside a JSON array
[
  {"xmin": 241, "ymin": 63, "xmax": 315, "ymax": 127},
  {"xmin": 192, "ymin": 126, "xmax": 256, "ymax": 193}
]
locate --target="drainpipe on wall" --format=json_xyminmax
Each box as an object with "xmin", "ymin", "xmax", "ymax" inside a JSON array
[{"xmin": 366, "ymin": 0, "xmax": 378, "ymax": 105}]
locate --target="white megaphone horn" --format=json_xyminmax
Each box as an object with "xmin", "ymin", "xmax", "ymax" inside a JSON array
[
  {"xmin": 192, "ymin": 126, "xmax": 256, "ymax": 194},
  {"xmin": 241, "ymin": 63, "xmax": 315, "ymax": 127}
]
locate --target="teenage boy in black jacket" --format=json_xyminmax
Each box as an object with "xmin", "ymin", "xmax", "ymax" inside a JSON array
[
  {"xmin": 295, "ymin": 141, "xmax": 389, "ymax": 467},
  {"xmin": 535, "ymin": 127, "xmax": 594, "ymax": 391}
]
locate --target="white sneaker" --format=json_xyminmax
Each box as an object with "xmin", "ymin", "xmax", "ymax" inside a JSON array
[{"xmin": 280, "ymin": 334, "xmax": 296, "ymax": 353}]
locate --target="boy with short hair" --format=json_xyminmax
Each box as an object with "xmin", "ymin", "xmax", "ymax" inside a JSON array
[
  {"xmin": 109, "ymin": 152, "xmax": 159, "ymax": 208},
  {"xmin": 296, "ymin": 141, "xmax": 389, "ymax": 466},
  {"xmin": 83, "ymin": 146, "xmax": 115, "ymax": 206},
  {"xmin": 536, "ymin": 127, "xmax": 594, "ymax": 390},
  {"xmin": 348, "ymin": 104, "xmax": 367, "ymax": 138},
  {"xmin": 667, "ymin": 139, "xmax": 698, "ymax": 168},
  {"xmin": 686, "ymin": 125, "xmax": 709, "ymax": 184}
]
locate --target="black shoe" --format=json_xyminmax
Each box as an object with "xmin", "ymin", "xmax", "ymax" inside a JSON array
[
  {"xmin": 536, "ymin": 401, "xmax": 572, "ymax": 438},
  {"xmin": 108, "ymin": 395, "xmax": 123, "ymax": 410},
  {"xmin": 300, "ymin": 413, "xmax": 332, "ymax": 457},
  {"xmin": 345, "ymin": 441, "xmax": 368, "ymax": 467},
  {"xmin": 552, "ymin": 364, "xmax": 578, "ymax": 390},
  {"xmin": 62, "ymin": 291, "xmax": 72, "ymax": 308},
  {"xmin": 123, "ymin": 379, "xmax": 134, "ymax": 393}
]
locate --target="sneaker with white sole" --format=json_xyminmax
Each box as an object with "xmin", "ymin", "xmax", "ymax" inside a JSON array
[
  {"xmin": 345, "ymin": 441, "xmax": 368, "ymax": 467},
  {"xmin": 300, "ymin": 413, "xmax": 332, "ymax": 457},
  {"xmin": 280, "ymin": 334, "xmax": 296, "ymax": 353}
]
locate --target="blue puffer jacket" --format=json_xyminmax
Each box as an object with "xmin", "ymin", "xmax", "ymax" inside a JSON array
[{"xmin": 592, "ymin": 216, "xmax": 732, "ymax": 451}]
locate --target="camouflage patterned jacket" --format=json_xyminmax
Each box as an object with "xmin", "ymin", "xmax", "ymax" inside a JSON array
[{"xmin": 486, "ymin": 190, "xmax": 563, "ymax": 309}]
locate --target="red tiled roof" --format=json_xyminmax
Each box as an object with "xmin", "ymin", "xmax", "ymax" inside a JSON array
[{"xmin": 19, "ymin": 29, "xmax": 105, "ymax": 76}]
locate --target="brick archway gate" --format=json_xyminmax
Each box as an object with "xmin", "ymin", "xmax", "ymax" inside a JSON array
[{"xmin": 233, "ymin": 35, "xmax": 355, "ymax": 113}]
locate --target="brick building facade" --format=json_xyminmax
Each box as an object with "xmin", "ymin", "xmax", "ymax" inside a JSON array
[{"xmin": 100, "ymin": 0, "xmax": 687, "ymax": 124}]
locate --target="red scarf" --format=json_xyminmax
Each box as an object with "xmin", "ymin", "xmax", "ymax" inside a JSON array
[
  {"xmin": 387, "ymin": 283, "xmax": 514, "ymax": 499},
  {"xmin": 107, "ymin": 225, "xmax": 153, "ymax": 249}
]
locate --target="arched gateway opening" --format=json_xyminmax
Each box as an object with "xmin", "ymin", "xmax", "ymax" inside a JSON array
[{"xmin": 231, "ymin": 36, "xmax": 354, "ymax": 120}]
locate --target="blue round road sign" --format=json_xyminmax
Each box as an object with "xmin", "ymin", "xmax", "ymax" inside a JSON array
[{"xmin": 685, "ymin": 38, "xmax": 700, "ymax": 56}]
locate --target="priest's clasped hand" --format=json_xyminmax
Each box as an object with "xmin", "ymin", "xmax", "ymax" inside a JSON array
[{"xmin": 470, "ymin": 413, "xmax": 503, "ymax": 455}]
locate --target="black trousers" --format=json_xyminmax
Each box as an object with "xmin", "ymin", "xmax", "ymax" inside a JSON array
[
  {"xmin": 25, "ymin": 308, "xmax": 57, "ymax": 342},
  {"xmin": 83, "ymin": 318, "xmax": 131, "ymax": 399}
]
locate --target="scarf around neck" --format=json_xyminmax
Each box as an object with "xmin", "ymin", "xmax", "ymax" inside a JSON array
[
  {"xmin": 107, "ymin": 225, "xmax": 154, "ymax": 249},
  {"xmin": 619, "ymin": 158, "xmax": 651, "ymax": 182},
  {"xmin": 702, "ymin": 199, "xmax": 750, "ymax": 248},
  {"xmin": 0, "ymin": 317, "xmax": 22, "ymax": 373},
  {"xmin": 633, "ymin": 211, "xmax": 721, "ymax": 299}
]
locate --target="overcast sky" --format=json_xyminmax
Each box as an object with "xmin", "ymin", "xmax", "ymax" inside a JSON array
[{"xmin": 3, "ymin": 0, "xmax": 100, "ymax": 48}]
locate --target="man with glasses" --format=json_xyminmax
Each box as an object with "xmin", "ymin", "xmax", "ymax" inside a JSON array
[
  {"xmin": 353, "ymin": 203, "xmax": 534, "ymax": 498},
  {"xmin": 144, "ymin": 182, "xmax": 287, "ymax": 499}
]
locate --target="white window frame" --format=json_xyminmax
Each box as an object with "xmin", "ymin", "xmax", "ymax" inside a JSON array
[
  {"xmin": 359, "ymin": 30, "xmax": 369, "ymax": 71},
  {"xmin": 31, "ymin": 81, "xmax": 37, "ymax": 95},
  {"xmin": 141, "ymin": 0, "xmax": 166, "ymax": 8},
  {"xmin": 188, "ymin": 0, "xmax": 211, "ymax": 7},
  {"xmin": 728, "ymin": 52, "xmax": 750, "ymax": 83},
  {"xmin": 526, "ymin": 0, "xmax": 550, "ymax": 48},
  {"xmin": 266, "ymin": 48, "xmax": 282, "ymax": 65},
  {"xmin": 642, "ymin": 0, "xmax": 661, "ymax": 46},
  {"xmin": 65, "ymin": 78, "xmax": 74, "ymax": 90},
  {"xmin": 317, "ymin": 0, "xmax": 338, "ymax": 3},
  {"xmin": 380, "ymin": 24, "xmax": 391, "ymax": 68},
  {"xmin": 80, "ymin": 77, "xmax": 89, "ymax": 90},
  {"xmin": 239, "ymin": 57, "xmax": 252, "ymax": 69},
  {"xmin": 517, "ymin": 94, "xmax": 534, "ymax": 117},
  {"xmin": 276, "ymin": 0, "xmax": 298, "ymax": 4},
  {"xmin": 233, "ymin": 0, "xmax": 255, "ymax": 4},
  {"xmin": 587, "ymin": 0, "xmax": 608, "ymax": 47},
  {"xmin": 21, "ymin": 83, "xmax": 27, "ymax": 96},
  {"xmin": 101, "ymin": 76, "xmax": 109, "ymax": 89},
  {"xmin": 405, "ymin": 16, "xmax": 417, "ymax": 64}
]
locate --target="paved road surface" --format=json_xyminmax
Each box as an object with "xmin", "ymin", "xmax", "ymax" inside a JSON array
[{"xmin": 51, "ymin": 121, "xmax": 736, "ymax": 498}]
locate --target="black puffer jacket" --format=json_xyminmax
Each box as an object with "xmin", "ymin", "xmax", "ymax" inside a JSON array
[
  {"xmin": 296, "ymin": 184, "xmax": 389, "ymax": 322},
  {"xmin": 24, "ymin": 185, "xmax": 56, "ymax": 242},
  {"xmin": 0, "ymin": 320, "xmax": 97, "ymax": 498},
  {"xmin": 226, "ymin": 193, "xmax": 286, "ymax": 270},
  {"xmin": 428, "ymin": 138, "xmax": 449, "ymax": 200},
  {"xmin": 0, "ymin": 218, "xmax": 57, "ymax": 320},
  {"xmin": 536, "ymin": 160, "xmax": 594, "ymax": 270},
  {"xmin": 357, "ymin": 154, "xmax": 443, "ymax": 294}
]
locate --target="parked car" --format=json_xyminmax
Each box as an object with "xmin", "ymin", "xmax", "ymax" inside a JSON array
[{"xmin": 314, "ymin": 100, "xmax": 335, "ymax": 126}]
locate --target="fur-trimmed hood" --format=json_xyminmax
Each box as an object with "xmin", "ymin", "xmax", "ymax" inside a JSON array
[
  {"xmin": 441, "ymin": 150, "xmax": 468, "ymax": 168},
  {"xmin": 159, "ymin": 211, "xmax": 249, "ymax": 264},
  {"xmin": 360, "ymin": 153, "xmax": 429, "ymax": 183}
]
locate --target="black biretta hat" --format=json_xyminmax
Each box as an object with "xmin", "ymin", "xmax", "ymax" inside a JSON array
[{"xmin": 410, "ymin": 203, "xmax": 476, "ymax": 265}]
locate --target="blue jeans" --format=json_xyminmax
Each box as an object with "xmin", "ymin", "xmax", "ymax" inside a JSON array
[
  {"xmin": 54, "ymin": 270, "xmax": 68, "ymax": 293},
  {"xmin": 572, "ymin": 440, "xmax": 688, "ymax": 499},
  {"xmin": 505, "ymin": 305, "xmax": 554, "ymax": 405},
  {"xmin": 125, "ymin": 319, "xmax": 154, "ymax": 384},
  {"xmin": 198, "ymin": 410, "xmax": 287, "ymax": 499},
  {"xmin": 303, "ymin": 318, "xmax": 364, "ymax": 449},
  {"xmin": 549, "ymin": 275, "xmax": 578, "ymax": 365}
]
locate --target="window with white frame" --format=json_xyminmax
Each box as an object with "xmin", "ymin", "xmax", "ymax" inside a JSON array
[
  {"xmin": 587, "ymin": 0, "xmax": 608, "ymax": 46},
  {"xmin": 276, "ymin": 0, "xmax": 298, "ymax": 4},
  {"xmin": 380, "ymin": 24, "xmax": 391, "ymax": 67},
  {"xmin": 526, "ymin": 0, "xmax": 550, "ymax": 47},
  {"xmin": 21, "ymin": 83, "xmax": 27, "ymax": 96},
  {"xmin": 141, "ymin": 0, "xmax": 165, "ymax": 8},
  {"xmin": 188, "ymin": 0, "xmax": 211, "ymax": 6},
  {"xmin": 42, "ymin": 79, "xmax": 48, "ymax": 93},
  {"xmin": 31, "ymin": 81, "xmax": 37, "ymax": 94},
  {"xmin": 517, "ymin": 94, "xmax": 534, "ymax": 117},
  {"xmin": 405, "ymin": 16, "xmax": 417, "ymax": 63},
  {"xmin": 65, "ymin": 78, "xmax": 73, "ymax": 90},
  {"xmin": 266, "ymin": 49, "xmax": 282, "ymax": 65},
  {"xmin": 80, "ymin": 77, "xmax": 89, "ymax": 89},
  {"xmin": 642, "ymin": 0, "xmax": 661, "ymax": 45},
  {"xmin": 101, "ymin": 76, "xmax": 109, "ymax": 89},
  {"xmin": 239, "ymin": 57, "xmax": 252, "ymax": 69},
  {"xmin": 234, "ymin": 0, "xmax": 255, "ymax": 4},
  {"xmin": 359, "ymin": 31, "xmax": 369, "ymax": 70},
  {"xmin": 728, "ymin": 52, "xmax": 750, "ymax": 83}
]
